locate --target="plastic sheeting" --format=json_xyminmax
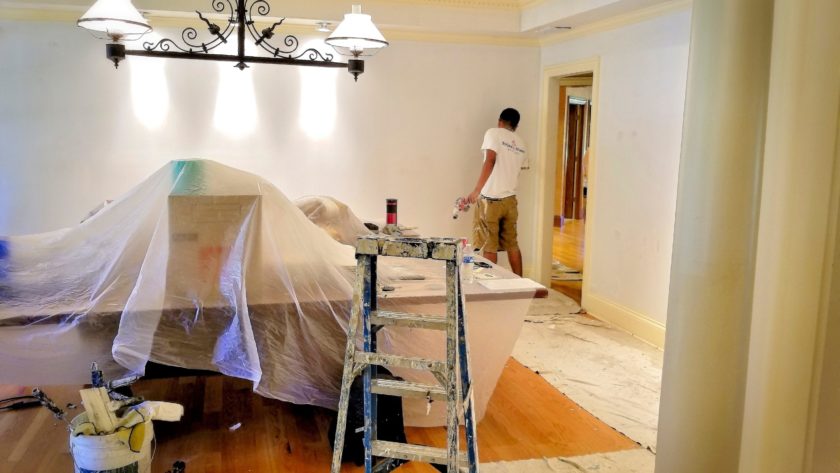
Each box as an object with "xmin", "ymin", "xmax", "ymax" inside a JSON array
[
  {"xmin": 0, "ymin": 160, "xmax": 356, "ymax": 408},
  {"xmin": 294, "ymin": 195, "xmax": 372, "ymax": 246},
  {"xmin": 0, "ymin": 160, "xmax": 537, "ymax": 422}
]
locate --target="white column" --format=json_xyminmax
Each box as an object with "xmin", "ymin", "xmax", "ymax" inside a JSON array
[
  {"xmin": 739, "ymin": 0, "xmax": 840, "ymax": 471},
  {"xmin": 654, "ymin": 0, "xmax": 774, "ymax": 472}
]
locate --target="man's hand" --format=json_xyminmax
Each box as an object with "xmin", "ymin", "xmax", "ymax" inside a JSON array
[{"xmin": 466, "ymin": 190, "xmax": 480, "ymax": 205}]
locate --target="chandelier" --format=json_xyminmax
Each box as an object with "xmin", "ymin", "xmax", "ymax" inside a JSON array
[{"xmin": 77, "ymin": 0, "xmax": 388, "ymax": 81}]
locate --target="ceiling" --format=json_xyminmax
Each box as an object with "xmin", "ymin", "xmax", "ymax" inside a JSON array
[{"xmin": 0, "ymin": 0, "xmax": 690, "ymax": 43}]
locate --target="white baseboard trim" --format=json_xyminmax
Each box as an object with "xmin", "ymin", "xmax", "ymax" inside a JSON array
[{"xmin": 583, "ymin": 293, "xmax": 666, "ymax": 349}]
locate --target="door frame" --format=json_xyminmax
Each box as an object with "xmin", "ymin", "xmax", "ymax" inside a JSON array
[{"xmin": 532, "ymin": 57, "xmax": 601, "ymax": 307}]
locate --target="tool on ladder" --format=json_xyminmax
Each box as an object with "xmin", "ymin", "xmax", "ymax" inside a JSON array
[{"xmin": 331, "ymin": 235, "xmax": 479, "ymax": 473}]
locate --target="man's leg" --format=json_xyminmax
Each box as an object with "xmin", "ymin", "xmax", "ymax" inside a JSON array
[
  {"xmin": 483, "ymin": 251, "xmax": 498, "ymax": 263},
  {"xmin": 477, "ymin": 199, "xmax": 501, "ymax": 263},
  {"xmin": 507, "ymin": 247, "xmax": 522, "ymax": 276},
  {"xmin": 498, "ymin": 197, "xmax": 522, "ymax": 276}
]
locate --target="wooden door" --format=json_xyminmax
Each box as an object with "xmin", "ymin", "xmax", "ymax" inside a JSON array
[{"xmin": 563, "ymin": 102, "xmax": 585, "ymax": 219}]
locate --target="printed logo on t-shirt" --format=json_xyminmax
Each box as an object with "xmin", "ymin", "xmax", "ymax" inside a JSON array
[{"xmin": 502, "ymin": 139, "xmax": 525, "ymax": 154}]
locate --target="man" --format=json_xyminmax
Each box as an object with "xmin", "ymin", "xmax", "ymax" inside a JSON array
[{"xmin": 464, "ymin": 107, "xmax": 528, "ymax": 276}]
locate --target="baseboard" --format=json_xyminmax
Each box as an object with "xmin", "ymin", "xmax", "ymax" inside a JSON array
[{"xmin": 582, "ymin": 293, "xmax": 665, "ymax": 349}]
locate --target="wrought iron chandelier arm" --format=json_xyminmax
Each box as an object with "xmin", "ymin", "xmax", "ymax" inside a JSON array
[
  {"xmin": 142, "ymin": 0, "xmax": 236, "ymax": 54},
  {"xmin": 245, "ymin": 1, "xmax": 295, "ymax": 56},
  {"xmin": 290, "ymin": 48, "xmax": 335, "ymax": 62},
  {"xmin": 142, "ymin": 25, "xmax": 233, "ymax": 54},
  {"xmin": 83, "ymin": 0, "xmax": 380, "ymax": 75},
  {"xmin": 142, "ymin": 38, "xmax": 189, "ymax": 53},
  {"xmin": 244, "ymin": 1, "xmax": 334, "ymax": 61},
  {"xmin": 196, "ymin": 10, "xmax": 227, "ymax": 45},
  {"xmin": 252, "ymin": 19, "xmax": 283, "ymax": 47}
]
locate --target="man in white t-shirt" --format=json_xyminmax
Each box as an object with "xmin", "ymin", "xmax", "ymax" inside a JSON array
[{"xmin": 464, "ymin": 108, "xmax": 528, "ymax": 276}]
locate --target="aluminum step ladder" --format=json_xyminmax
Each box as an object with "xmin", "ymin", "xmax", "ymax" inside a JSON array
[{"xmin": 330, "ymin": 235, "xmax": 479, "ymax": 473}]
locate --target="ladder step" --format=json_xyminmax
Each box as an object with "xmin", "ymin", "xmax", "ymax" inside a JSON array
[
  {"xmin": 371, "ymin": 440, "xmax": 468, "ymax": 466},
  {"xmin": 371, "ymin": 379, "xmax": 447, "ymax": 401},
  {"xmin": 371, "ymin": 310, "xmax": 449, "ymax": 330},
  {"xmin": 355, "ymin": 352, "xmax": 445, "ymax": 373}
]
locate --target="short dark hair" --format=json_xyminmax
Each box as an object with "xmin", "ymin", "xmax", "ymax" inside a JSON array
[{"xmin": 499, "ymin": 108, "xmax": 520, "ymax": 130}]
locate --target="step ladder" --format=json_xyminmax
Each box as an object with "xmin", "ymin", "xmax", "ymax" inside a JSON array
[{"xmin": 330, "ymin": 235, "xmax": 479, "ymax": 473}]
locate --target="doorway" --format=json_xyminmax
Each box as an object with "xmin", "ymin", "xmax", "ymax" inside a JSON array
[
  {"xmin": 550, "ymin": 78, "xmax": 593, "ymax": 303},
  {"xmin": 533, "ymin": 59, "xmax": 600, "ymax": 309}
]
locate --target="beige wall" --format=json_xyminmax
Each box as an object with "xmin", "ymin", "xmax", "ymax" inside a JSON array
[
  {"xmin": 540, "ymin": 9, "xmax": 691, "ymax": 340},
  {"xmin": 739, "ymin": 0, "xmax": 840, "ymax": 470},
  {"xmin": 656, "ymin": 0, "xmax": 840, "ymax": 471},
  {"xmin": 0, "ymin": 20, "xmax": 540, "ymax": 256}
]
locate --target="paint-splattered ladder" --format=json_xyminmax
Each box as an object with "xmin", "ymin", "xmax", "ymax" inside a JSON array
[{"xmin": 330, "ymin": 235, "xmax": 479, "ymax": 473}]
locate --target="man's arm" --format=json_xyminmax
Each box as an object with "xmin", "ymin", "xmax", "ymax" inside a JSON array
[{"xmin": 466, "ymin": 149, "xmax": 496, "ymax": 204}]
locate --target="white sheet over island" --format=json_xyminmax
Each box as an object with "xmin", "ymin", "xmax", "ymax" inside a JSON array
[{"xmin": 0, "ymin": 160, "xmax": 543, "ymax": 427}]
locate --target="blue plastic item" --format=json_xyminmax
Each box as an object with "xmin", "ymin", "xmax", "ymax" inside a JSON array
[{"xmin": 0, "ymin": 239, "xmax": 8, "ymax": 280}]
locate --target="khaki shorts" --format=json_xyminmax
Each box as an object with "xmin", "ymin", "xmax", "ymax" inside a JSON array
[{"xmin": 473, "ymin": 195, "xmax": 519, "ymax": 253}]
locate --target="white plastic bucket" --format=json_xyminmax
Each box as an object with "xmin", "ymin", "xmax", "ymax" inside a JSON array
[{"xmin": 69, "ymin": 413, "xmax": 154, "ymax": 473}]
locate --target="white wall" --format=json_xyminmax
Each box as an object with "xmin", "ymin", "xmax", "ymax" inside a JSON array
[
  {"xmin": 541, "ymin": 9, "xmax": 690, "ymax": 327},
  {"xmin": 0, "ymin": 20, "xmax": 540, "ymax": 262}
]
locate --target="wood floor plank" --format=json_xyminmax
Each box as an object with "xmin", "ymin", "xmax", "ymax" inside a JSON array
[
  {"xmin": 552, "ymin": 219, "xmax": 585, "ymax": 304},
  {"xmin": 553, "ymin": 219, "xmax": 585, "ymax": 270},
  {"xmin": 0, "ymin": 356, "xmax": 638, "ymax": 472},
  {"xmin": 405, "ymin": 358, "xmax": 638, "ymax": 462}
]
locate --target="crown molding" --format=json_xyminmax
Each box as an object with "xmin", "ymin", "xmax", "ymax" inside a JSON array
[
  {"xmin": 378, "ymin": 0, "xmax": 522, "ymax": 9},
  {"xmin": 0, "ymin": 1, "xmax": 690, "ymax": 49},
  {"xmin": 382, "ymin": 28, "xmax": 537, "ymax": 47},
  {"xmin": 0, "ymin": 4, "xmax": 540, "ymax": 47},
  {"xmin": 0, "ymin": 0, "xmax": 529, "ymax": 12},
  {"xmin": 539, "ymin": 0, "xmax": 692, "ymax": 46},
  {"xmin": 0, "ymin": 3, "xmax": 81, "ymax": 22}
]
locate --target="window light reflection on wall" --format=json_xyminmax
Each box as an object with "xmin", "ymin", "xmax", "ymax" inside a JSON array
[
  {"xmin": 129, "ymin": 46, "xmax": 169, "ymax": 130},
  {"xmin": 213, "ymin": 40, "xmax": 258, "ymax": 138},
  {"xmin": 299, "ymin": 55, "xmax": 338, "ymax": 140}
]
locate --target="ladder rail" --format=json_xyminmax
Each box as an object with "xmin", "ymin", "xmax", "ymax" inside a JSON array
[
  {"xmin": 445, "ymin": 259, "xmax": 460, "ymax": 473},
  {"xmin": 458, "ymin": 268, "xmax": 480, "ymax": 473},
  {"xmin": 363, "ymin": 255, "xmax": 378, "ymax": 472},
  {"xmin": 330, "ymin": 255, "xmax": 371, "ymax": 473},
  {"xmin": 331, "ymin": 236, "xmax": 480, "ymax": 473}
]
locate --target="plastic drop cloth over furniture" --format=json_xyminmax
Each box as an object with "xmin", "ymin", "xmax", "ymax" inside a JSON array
[
  {"xmin": 294, "ymin": 196, "xmax": 372, "ymax": 247},
  {"xmin": 0, "ymin": 160, "xmax": 359, "ymax": 408},
  {"xmin": 0, "ymin": 160, "xmax": 538, "ymax": 424}
]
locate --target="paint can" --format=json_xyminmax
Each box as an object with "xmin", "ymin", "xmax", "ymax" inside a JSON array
[
  {"xmin": 69, "ymin": 412, "xmax": 154, "ymax": 473},
  {"xmin": 386, "ymin": 198, "xmax": 398, "ymax": 225}
]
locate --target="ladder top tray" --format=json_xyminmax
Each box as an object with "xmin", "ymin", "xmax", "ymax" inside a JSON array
[{"xmin": 356, "ymin": 235, "xmax": 460, "ymax": 261}]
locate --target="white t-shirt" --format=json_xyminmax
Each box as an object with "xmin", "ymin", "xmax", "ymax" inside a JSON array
[{"xmin": 480, "ymin": 127, "xmax": 528, "ymax": 198}]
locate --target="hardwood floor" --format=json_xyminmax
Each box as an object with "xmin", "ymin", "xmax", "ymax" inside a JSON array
[
  {"xmin": 550, "ymin": 219, "xmax": 585, "ymax": 304},
  {"xmin": 0, "ymin": 358, "xmax": 638, "ymax": 472},
  {"xmin": 0, "ymin": 219, "xmax": 640, "ymax": 472}
]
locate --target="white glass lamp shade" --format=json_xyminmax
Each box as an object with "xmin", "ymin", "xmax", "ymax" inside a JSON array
[
  {"xmin": 326, "ymin": 5, "xmax": 388, "ymax": 57},
  {"xmin": 77, "ymin": 0, "xmax": 152, "ymax": 40}
]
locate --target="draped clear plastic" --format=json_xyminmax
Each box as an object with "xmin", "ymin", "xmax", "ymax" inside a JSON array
[
  {"xmin": 0, "ymin": 160, "xmax": 535, "ymax": 423},
  {"xmin": 0, "ymin": 160, "xmax": 359, "ymax": 408}
]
